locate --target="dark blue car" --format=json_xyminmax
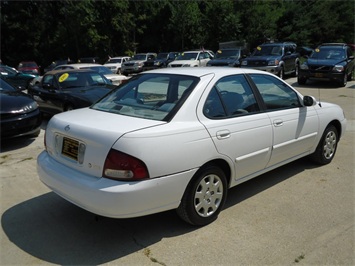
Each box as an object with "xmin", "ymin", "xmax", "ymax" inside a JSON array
[{"xmin": 298, "ymin": 43, "xmax": 354, "ymax": 87}]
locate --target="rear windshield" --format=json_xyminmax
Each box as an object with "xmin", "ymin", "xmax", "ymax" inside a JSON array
[{"xmin": 92, "ymin": 73, "xmax": 199, "ymax": 121}]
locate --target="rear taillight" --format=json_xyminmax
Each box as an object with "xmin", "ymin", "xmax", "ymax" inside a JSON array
[{"xmin": 103, "ymin": 149, "xmax": 149, "ymax": 180}]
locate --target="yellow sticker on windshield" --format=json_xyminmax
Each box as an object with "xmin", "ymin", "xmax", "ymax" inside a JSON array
[
  {"xmin": 315, "ymin": 48, "xmax": 320, "ymax": 52},
  {"xmin": 59, "ymin": 73, "xmax": 69, "ymax": 82},
  {"xmin": 257, "ymin": 46, "xmax": 262, "ymax": 50}
]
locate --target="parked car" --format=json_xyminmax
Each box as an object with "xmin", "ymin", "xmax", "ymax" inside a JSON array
[
  {"xmin": 37, "ymin": 67, "xmax": 346, "ymax": 226},
  {"xmin": 207, "ymin": 47, "xmax": 249, "ymax": 67},
  {"xmin": 79, "ymin": 57, "xmax": 100, "ymax": 63},
  {"xmin": 298, "ymin": 43, "xmax": 355, "ymax": 87},
  {"xmin": 0, "ymin": 78, "xmax": 41, "ymax": 139},
  {"xmin": 167, "ymin": 50, "xmax": 214, "ymax": 67},
  {"xmin": 154, "ymin": 52, "xmax": 180, "ymax": 68},
  {"xmin": 121, "ymin": 53, "xmax": 157, "ymax": 75},
  {"xmin": 241, "ymin": 42, "xmax": 299, "ymax": 79},
  {"xmin": 17, "ymin": 61, "xmax": 40, "ymax": 75},
  {"xmin": 0, "ymin": 65, "xmax": 36, "ymax": 89},
  {"xmin": 53, "ymin": 63, "xmax": 130, "ymax": 85},
  {"xmin": 28, "ymin": 69, "xmax": 114, "ymax": 115},
  {"xmin": 104, "ymin": 56, "xmax": 131, "ymax": 74},
  {"xmin": 44, "ymin": 59, "xmax": 71, "ymax": 73}
]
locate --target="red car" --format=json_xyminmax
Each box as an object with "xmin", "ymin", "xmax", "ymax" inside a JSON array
[{"xmin": 17, "ymin": 61, "xmax": 40, "ymax": 75}]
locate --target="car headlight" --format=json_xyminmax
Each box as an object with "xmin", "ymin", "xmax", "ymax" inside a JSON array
[
  {"xmin": 12, "ymin": 101, "xmax": 38, "ymax": 114},
  {"xmin": 333, "ymin": 65, "xmax": 344, "ymax": 72},
  {"xmin": 268, "ymin": 59, "xmax": 279, "ymax": 66},
  {"xmin": 241, "ymin": 61, "xmax": 247, "ymax": 66},
  {"xmin": 300, "ymin": 64, "xmax": 309, "ymax": 70}
]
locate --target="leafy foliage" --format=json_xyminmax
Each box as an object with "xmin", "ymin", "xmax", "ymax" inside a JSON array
[{"xmin": 1, "ymin": 0, "xmax": 353, "ymax": 69}]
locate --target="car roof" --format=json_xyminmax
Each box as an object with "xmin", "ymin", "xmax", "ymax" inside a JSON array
[
  {"xmin": 144, "ymin": 66, "xmax": 273, "ymax": 77},
  {"xmin": 56, "ymin": 63, "xmax": 102, "ymax": 68},
  {"xmin": 45, "ymin": 69, "xmax": 98, "ymax": 75}
]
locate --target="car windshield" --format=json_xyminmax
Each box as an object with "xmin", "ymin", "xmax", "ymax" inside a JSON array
[
  {"xmin": 157, "ymin": 53, "xmax": 168, "ymax": 59},
  {"xmin": 106, "ymin": 58, "xmax": 122, "ymax": 63},
  {"xmin": 176, "ymin": 52, "xmax": 198, "ymax": 61},
  {"xmin": 19, "ymin": 62, "xmax": 37, "ymax": 67},
  {"xmin": 0, "ymin": 66, "xmax": 18, "ymax": 75},
  {"xmin": 56, "ymin": 72, "xmax": 110, "ymax": 89},
  {"xmin": 81, "ymin": 66, "xmax": 112, "ymax": 75},
  {"xmin": 310, "ymin": 48, "xmax": 346, "ymax": 60},
  {"xmin": 132, "ymin": 54, "xmax": 148, "ymax": 60},
  {"xmin": 253, "ymin": 46, "xmax": 282, "ymax": 56},
  {"xmin": 0, "ymin": 79, "xmax": 16, "ymax": 91},
  {"xmin": 215, "ymin": 49, "xmax": 241, "ymax": 59},
  {"xmin": 92, "ymin": 73, "xmax": 199, "ymax": 121}
]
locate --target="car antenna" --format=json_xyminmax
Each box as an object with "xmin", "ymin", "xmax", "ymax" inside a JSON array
[{"xmin": 318, "ymin": 87, "xmax": 322, "ymax": 107}]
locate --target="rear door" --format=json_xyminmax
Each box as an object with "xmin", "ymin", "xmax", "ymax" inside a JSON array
[{"xmin": 198, "ymin": 74, "xmax": 273, "ymax": 181}]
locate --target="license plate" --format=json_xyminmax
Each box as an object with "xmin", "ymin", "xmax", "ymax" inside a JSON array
[
  {"xmin": 62, "ymin": 137, "xmax": 79, "ymax": 161},
  {"xmin": 315, "ymin": 73, "xmax": 323, "ymax": 78}
]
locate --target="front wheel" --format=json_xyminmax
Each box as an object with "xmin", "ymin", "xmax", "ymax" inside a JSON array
[
  {"xmin": 310, "ymin": 125, "xmax": 338, "ymax": 165},
  {"xmin": 298, "ymin": 76, "xmax": 307, "ymax": 85},
  {"xmin": 278, "ymin": 67, "xmax": 285, "ymax": 79},
  {"xmin": 177, "ymin": 165, "xmax": 227, "ymax": 226}
]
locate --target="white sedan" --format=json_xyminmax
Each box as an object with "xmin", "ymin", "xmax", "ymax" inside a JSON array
[{"xmin": 37, "ymin": 67, "xmax": 346, "ymax": 226}]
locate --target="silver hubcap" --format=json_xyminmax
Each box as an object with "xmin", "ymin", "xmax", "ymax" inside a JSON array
[
  {"xmin": 323, "ymin": 131, "xmax": 337, "ymax": 159},
  {"xmin": 194, "ymin": 174, "xmax": 224, "ymax": 217}
]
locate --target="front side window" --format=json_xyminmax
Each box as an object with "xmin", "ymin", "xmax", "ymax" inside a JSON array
[
  {"xmin": 249, "ymin": 74, "xmax": 301, "ymax": 110},
  {"xmin": 204, "ymin": 75, "xmax": 259, "ymax": 118},
  {"xmin": 92, "ymin": 73, "xmax": 199, "ymax": 121}
]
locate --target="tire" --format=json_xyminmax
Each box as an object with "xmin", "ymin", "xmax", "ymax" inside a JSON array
[
  {"xmin": 177, "ymin": 165, "xmax": 227, "ymax": 226},
  {"xmin": 278, "ymin": 67, "xmax": 284, "ymax": 79},
  {"xmin": 297, "ymin": 76, "xmax": 307, "ymax": 85},
  {"xmin": 64, "ymin": 104, "xmax": 74, "ymax": 111},
  {"xmin": 338, "ymin": 74, "xmax": 347, "ymax": 87},
  {"xmin": 347, "ymin": 67, "xmax": 354, "ymax": 81},
  {"xmin": 310, "ymin": 125, "xmax": 338, "ymax": 165},
  {"xmin": 293, "ymin": 64, "xmax": 299, "ymax": 77}
]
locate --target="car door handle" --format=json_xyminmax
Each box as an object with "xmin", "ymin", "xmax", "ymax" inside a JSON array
[
  {"xmin": 216, "ymin": 130, "xmax": 231, "ymax": 139},
  {"xmin": 273, "ymin": 119, "xmax": 283, "ymax": 127}
]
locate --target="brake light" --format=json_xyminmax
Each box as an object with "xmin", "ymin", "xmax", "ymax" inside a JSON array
[{"xmin": 103, "ymin": 149, "xmax": 149, "ymax": 180}]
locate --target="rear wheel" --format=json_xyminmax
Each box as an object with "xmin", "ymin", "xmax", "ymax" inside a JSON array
[
  {"xmin": 297, "ymin": 76, "xmax": 307, "ymax": 85},
  {"xmin": 310, "ymin": 125, "xmax": 338, "ymax": 165},
  {"xmin": 177, "ymin": 165, "xmax": 227, "ymax": 226}
]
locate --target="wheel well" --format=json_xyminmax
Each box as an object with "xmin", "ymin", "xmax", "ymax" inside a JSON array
[
  {"xmin": 201, "ymin": 159, "xmax": 232, "ymax": 186},
  {"xmin": 328, "ymin": 120, "xmax": 342, "ymax": 139}
]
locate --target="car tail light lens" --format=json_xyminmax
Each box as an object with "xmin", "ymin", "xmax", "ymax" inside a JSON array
[{"xmin": 103, "ymin": 149, "xmax": 149, "ymax": 180}]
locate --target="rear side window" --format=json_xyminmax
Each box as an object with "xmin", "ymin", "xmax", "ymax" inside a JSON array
[
  {"xmin": 204, "ymin": 74, "xmax": 259, "ymax": 118},
  {"xmin": 249, "ymin": 74, "xmax": 301, "ymax": 110}
]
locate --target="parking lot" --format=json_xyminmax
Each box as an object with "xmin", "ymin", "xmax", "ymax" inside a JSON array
[{"xmin": 1, "ymin": 76, "xmax": 354, "ymax": 265}]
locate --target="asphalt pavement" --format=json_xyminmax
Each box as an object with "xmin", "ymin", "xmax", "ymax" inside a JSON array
[{"xmin": 0, "ymin": 77, "xmax": 354, "ymax": 265}]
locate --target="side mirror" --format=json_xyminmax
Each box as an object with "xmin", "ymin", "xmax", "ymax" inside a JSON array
[{"xmin": 303, "ymin": 95, "xmax": 317, "ymax": 106}]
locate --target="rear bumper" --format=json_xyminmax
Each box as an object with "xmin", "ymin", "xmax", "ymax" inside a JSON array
[{"xmin": 37, "ymin": 151, "xmax": 196, "ymax": 218}]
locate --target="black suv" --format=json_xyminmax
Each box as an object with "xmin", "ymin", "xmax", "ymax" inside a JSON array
[
  {"xmin": 298, "ymin": 43, "xmax": 354, "ymax": 87},
  {"xmin": 240, "ymin": 42, "xmax": 299, "ymax": 79},
  {"xmin": 206, "ymin": 47, "xmax": 249, "ymax": 67}
]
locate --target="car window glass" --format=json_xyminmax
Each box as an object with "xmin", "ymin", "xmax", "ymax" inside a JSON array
[
  {"xmin": 43, "ymin": 75, "xmax": 54, "ymax": 87},
  {"xmin": 204, "ymin": 74, "xmax": 259, "ymax": 118},
  {"xmin": 249, "ymin": 74, "xmax": 301, "ymax": 110},
  {"xmin": 92, "ymin": 74, "xmax": 199, "ymax": 121}
]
